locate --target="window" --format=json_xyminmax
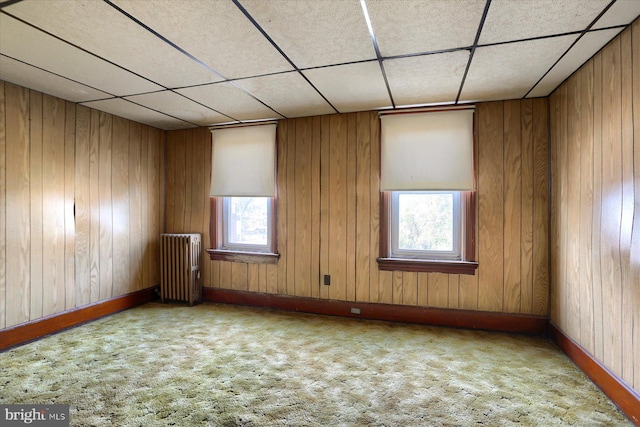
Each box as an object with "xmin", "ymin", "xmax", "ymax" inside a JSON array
[
  {"xmin": 391, "ymin": 191, "xmax": 461, "ymax": 260},
  {"xmin": 377, "ymin": 108, "xmax": 477, "ymax": 274},
  {"xmin": 206, "ymin": 123, "xmax": 279, "ymax": 264}
]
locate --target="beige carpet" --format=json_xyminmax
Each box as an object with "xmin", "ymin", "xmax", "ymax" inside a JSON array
[{"xmin": 0, "ymin": 302, "xmax": 631, "ymax": 426}]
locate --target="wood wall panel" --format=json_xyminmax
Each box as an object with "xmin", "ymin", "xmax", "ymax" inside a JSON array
[
  {"xmin": 166, "ymin": 102, "xmax": 550, "ymax": 317},
  {"xmin": 549, "ymin": 21, "xmax": 640, "ymax": 393},
  {"xmin": 0, "ymin": 83, "xmax": 5, "ymax": 330},
  {"xmin": 0, "ymin": 80, "xmax": 163, "ymax": 331}
]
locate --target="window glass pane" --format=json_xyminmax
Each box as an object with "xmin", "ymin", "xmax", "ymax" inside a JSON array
[
  {"xmin": 398, "ymin": 193, "xmax": 453, "ymax": 251},
  {"xmin": 227, "ymin": 197, "xmax": 269, "ymax": 245}
]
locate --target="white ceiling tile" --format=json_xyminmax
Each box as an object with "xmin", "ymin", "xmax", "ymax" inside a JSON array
[
  {"xmin": 81, "ymin": 98, "xmax": 195, "ymax": 130},
  {"xmin": 3, "ymin": 0, "xmax": 224, "ymax": 88},
  {"xmin": 527, "ymin": 28, "xmax": 623, "ymax": 98},
  {"xmin": 303, "ymin": 62, "xmax": 391, "ymax": 113},
  {"xmin": 0, "ymin": 55, "xmax": 110, "ymax": 103},
  {"xmin": 125, "ymin": 91, "xmax": 232, "ymax": 127},
  {"xmin": 234, "ymin": 72, "xmax": 335, "ymax": 118},
  {"xmin": 367, "ymin": 0, "xmax": 485, "ymax": 56},
  {"xmin": 176, "ymin": 82, "xmax": 283, "ymax": 122},
  {"xmin": 461, "ymin": 35, "xmax": 578, "ymax": 102},
  {"xmin": 0, "ymin": 14, "xmax": 161, "ymax": 96},
  {"xmin": 593, "ymin": 0, "xmax": 640, "ymax": 29},
  {"xmin": 479, "ymin": 0, "xmax": 609, "ymax": 44},
  {"xmin": 240, "ymin": 0, "xmax": 375, "ymax": 68},
  {"xmin": 111, "ymin": 0, "xmax": 294, "ymax": 80},
  {"xmin": 384, "ymin": 51, "xmax": 470, "ymax": 106}
]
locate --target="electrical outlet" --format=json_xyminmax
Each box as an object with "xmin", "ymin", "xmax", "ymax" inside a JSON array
[
  {"xmin": 350, "ymin": 307, "xmax": 361, "ymax": 315},
  {"xmin": 323, "ymin": 275, "xmax": 331, "ymax": 285}
]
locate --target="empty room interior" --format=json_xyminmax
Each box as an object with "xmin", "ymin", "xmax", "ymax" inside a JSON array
[{"xmin": 1, "ymin": 0, "xmax": 640, "ymax": 425}]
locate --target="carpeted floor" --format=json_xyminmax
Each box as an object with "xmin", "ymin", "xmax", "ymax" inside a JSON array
[{"xmin": 0, "ymin": 302, "xmax": 632, "ymax": 426}]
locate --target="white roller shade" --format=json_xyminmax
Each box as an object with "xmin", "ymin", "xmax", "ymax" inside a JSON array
[
  {"xmin": 209, "ymin": 124, "xmax": 277, "ymax": 197},
  {"xmin": 380, "ymin": 109, "xmax": 474, "ymax": 191}
]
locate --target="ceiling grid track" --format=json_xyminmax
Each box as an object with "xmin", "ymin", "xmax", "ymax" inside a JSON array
[
  {"xmin": 232, "ymin": 0, "xmax": 340, "ymax": 115},
  {"xmin": 523, "ymin": 0, "xmax": 618, "ymax": 99},
  {"xmin": 103, "ymin": 0, "xmax": 287, "ymax": 122},
  {"xmin": 455, "ymin": 0, "xmax": 492, "ymax": 104}
]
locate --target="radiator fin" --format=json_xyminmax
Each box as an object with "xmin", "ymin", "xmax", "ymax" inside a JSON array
[{"xmin": 160, "ymin": 233, "xmax": 202, "ymax": 305}]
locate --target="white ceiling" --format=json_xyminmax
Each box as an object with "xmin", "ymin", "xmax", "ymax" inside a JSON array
[{"xmin": 1, "ymin": 0, "xmax": 639, "ymax": 130}]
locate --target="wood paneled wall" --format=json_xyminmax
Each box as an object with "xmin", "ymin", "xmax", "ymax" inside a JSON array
[
  {"xmin": 165, "ymin": 99, "xmax": 550, "ymax": 316},
  {"xmin": 549, "ymin": 21, "xmax": 640, "ymax": 392},
  {"xmin": 0, "ymin": 81, "xmax": 164, "ymax": 330}
]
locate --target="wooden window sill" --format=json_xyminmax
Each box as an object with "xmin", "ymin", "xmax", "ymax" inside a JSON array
[
  {"xmin": 206, "ymin": 249, "xmax": 280, "ymax": 264},
  {"xmin": 377, "ymin": 258, "xmax": 478, "ymax": 275}
]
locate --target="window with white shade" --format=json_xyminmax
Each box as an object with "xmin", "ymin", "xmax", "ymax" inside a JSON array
[
  {"xmin": 207, "ymin": 123, "xmax": 279, "ymax": 263},
  {"xmin": 378, "ymin": 109, "xmax": 477, "ymax": 274}
]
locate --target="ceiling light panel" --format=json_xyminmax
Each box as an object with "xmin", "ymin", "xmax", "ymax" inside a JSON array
[
  {"xmin": 461, "ymin": 35, "xmax": 578, "ymax": 102},
  {"xmin": 527, "ymin": 28, "xmax": 623, "ymax": 98},
  {"xmin": 479, "ymin": 0, "xmax": 608, "ymax": 44},
  {"xmin": 233, "ymin": 72, "xmax": 335, "ymax": 118},
  {"xmin": 592, "ymin": 0, "xmax": 640, "ymax": 29},
  {"xmin": 0, "ymin": 55, "xmax": 111, "ymax": 103},
  {"xmin": 240, "ymin": 0, "xmax": 375, "ymax": 68},
  {"xmin": 365, "ymin": 0, "xmax": 485, "ymax": 56},
  {"xmin": 81, "ymin": 98, "xmax": 195, "ymax": 130},
  {"xmin": 125, "ymin": 91, "xmax": 232, "ymax": 127},
  {"xmin": 111, "ymin": 0, "xmax": 293, "ymax": 80},
  {"xmin": 0, "ymin": 14, "xmax": 161, "ymax": 96},
  {"xmin": 384, "ymin": 51, "xmax": 470, "ymax": 107},
  {"xmin": 3, "ymin": 0, "xmax": 224, "ymax": 89},
  {"xmin": 303, "ymin": 62, "xmax": 391, "ymax": 113},
  {"xmin": 176, "ymin": 82, "xmax": 283, "ymax": 122}
]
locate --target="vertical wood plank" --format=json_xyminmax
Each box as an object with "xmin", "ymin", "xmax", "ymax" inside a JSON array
[
  {"xmin": 201, "ymin": 128, "xmax": 212, "ymax": 291},
  {"xmin": 369, "ymin": 112, "xmax": 380, "ymax": 303},
  {"xmin": 579, "ymin": 63, "xmax": 595, "ymax": 353},
  {"xmin": 140, "ymin": 126, "xmax": 149, "ymax": 290},
  {"xmin": 148, "ymin": 126, "xmax": 163, "ymax": 287},
  {"xmin": 600, "ymin": 37, "xmax": 623, "ymax": 376},
  {"xmin": 294, "ymin": 118, "xmax": 311, "ymax": 297},
  {"xmin": 286, "ymin": 119, "xmax": 296, "ymax": 295},
  {"xmin": 427, "ymin": 273, "xmax": 448, "ymax": 308},
  {"xmin": 417, "ymin": 273, "xmax": 428, "ymax": 307},
  {"xmin": 378, "ymin": 270, "xmax": 393, "ymax": 304},
  {"xmin": 0, "ymin": 82, "xmax": 5, "ymax": 329},
  {"xmin": 5, "ymin": 83, "xmax": 30, "ymax": 326},
  {"xmin": 346, "ymin": 113, "xmax": 357, "ymax": 301},
  {"xmin": 503, "ymin": 100, "xmax": 522, "ymax": 313},
  {"xmin": 448, "ymin": 275, "xmax": 459, "ymax": 309},
  {"xmin": 29, "ymin": 90, "xmax": 43, "ymax": 319},
  {"xmin": 630, "ymin": 18, "xmax": 640, "ymax": 390},
  {"xmin": 591, "ymin": 52, "xmax": 604, "ymax": 361},
  {"xmin": 64, "ymin": 102, "xmax": 76, "ymax": 309},
  {"xmin": 619, "ymin": 28, "xmax": 635, "ymax": 383},
  {"xmin": 43, "ymin": 95, "xmax": 66, "ymax": 316},
  {"xmin": 520, "ymin": 99, "xmax": 534, "ymax": 314},
  {"xmin": 98, "ymin": 111, "xmax": 113, "ymax": 300},
  {"xmin": 532, "ymin": 98, "xmax": 550, "ymax": 316},
  {"xmin": 392, "ymin": 270, "xmax": 403, "ymax": 305},
  {"xmin": 231, "ymin": 262, "xmax": 248, "ymax": 291},
  {"xmin": 89, "ymin": 109, "xmax": 100, "ymax": 303},
  {"xmin": 329, "ymin": 114, "xmax": 347, "ymax": 301},
  {"xmin": 129, "ymin": 122, "xmax": 143, "ymax": 290},
  {"xmin": 566, "ymin": 74, "xmax": 582, "ymax": 340},
  {"xmin": 277, "ymin": 119, "xmax": 288, "ymax": 295},
  {"xmin": 403, "ymin": 272, "xmax": 417, "ymax": 306},
  {"xmin": 247, "ymin": 263, "xmax": 259, "ymax": 293},
  {"xmin": 112, "ymin": 117, "xmax": 130, "ymax": 296},
  {"xmin": 75, "ymin": 106, "xmax": 91, "ymax": 305},
  {"xmin": 477, "ymin": 101, "xmax": 504, "ymax": 312},
  {"xmin": 219, "ymin": 261, "xmax": 232, "ymax": 289},
  {"xmin": 320, "ymin": 115, "xmax": 330, "ymax": 300},
  {"xmin": 355, "ymin": 111, "xmax": 371, "ymax": 302},
  {"xmin": 310, "ymin": 116, "xmax": 321, "ymax": 298}
]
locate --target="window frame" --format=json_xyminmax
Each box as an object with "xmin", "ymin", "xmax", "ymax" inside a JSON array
[
  {"xmin": 378, "ymin": 191, "xmax": 477, "ymax": 275},
  {"xmin": 206, "ymin": 196, "xmax": 279, "ymax": 264}
]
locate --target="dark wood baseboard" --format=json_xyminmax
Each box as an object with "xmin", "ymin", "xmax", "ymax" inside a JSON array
[
  {"xmin": 0, "ymin": 287, "xmax": 157, "ymax": 352},
  {"xmin": 203, "ymin": 287, "xmax": 548, "ymax": 335},
  {"xmin": 550, "ymin": 324, "xmax": 640, "ymax": 426}
]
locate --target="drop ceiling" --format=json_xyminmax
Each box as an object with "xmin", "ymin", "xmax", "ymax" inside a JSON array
[{"xmin": 1, "ymin": 0, "xmax": 638, "ymax": 130}]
